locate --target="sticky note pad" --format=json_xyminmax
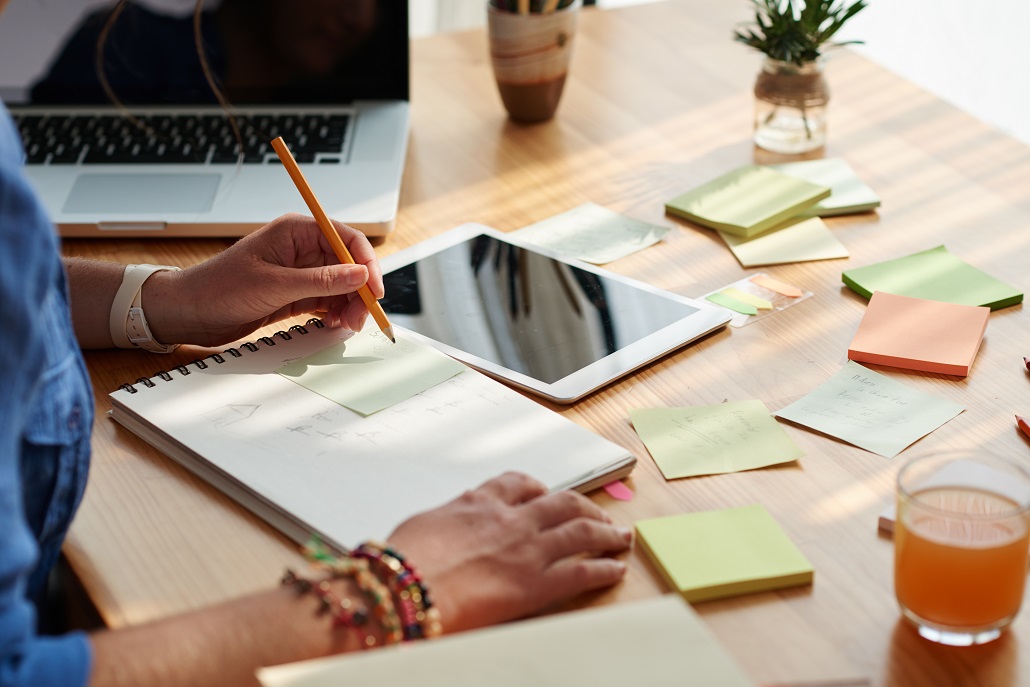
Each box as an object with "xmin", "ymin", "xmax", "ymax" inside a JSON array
[
  {"xmin": 635, "ymin": 505, "xmax": 814, "ymax": 603},
  {"xmin": 842, "ymin": 245, "xmax": 1023, "ymax": 311},
  {"xmin": 848, "ymin": 291, "xmax": 990, "ymax": 376},
  {"xmin": 665, "ymin": 165, "xmax": 830, "ymax": 238},
  {"xmin": 769, "ymin": 157, "xmax": 880, "ymax": 217}
]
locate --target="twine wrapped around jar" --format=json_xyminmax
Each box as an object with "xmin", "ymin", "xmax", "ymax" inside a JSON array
[{"xmin": 753, "ymin": 58, "xmax": 829, "ymax": 153}]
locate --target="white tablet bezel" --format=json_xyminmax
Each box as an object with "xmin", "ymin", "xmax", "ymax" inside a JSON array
[{"xmin": 379, "ymin": 223, "xmax": 731, "ymax": 403}]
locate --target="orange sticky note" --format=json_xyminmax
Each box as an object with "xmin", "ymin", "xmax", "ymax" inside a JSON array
[
  {"xmin": 750, "ymin": 274, "xmax": 803, "ymax": 297},
  {"xmin": 847, "ymin": 291, "xmax": 990, "ymax": 376}
]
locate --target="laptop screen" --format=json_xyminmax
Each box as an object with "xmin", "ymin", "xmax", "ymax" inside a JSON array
[{"xmin": 0, "ymin": 0, "xmax": 409, "ymax": 107}]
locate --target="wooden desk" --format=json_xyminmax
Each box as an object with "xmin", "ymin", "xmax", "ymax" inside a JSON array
[{"xmin": 63, "ymin": 1, "xmax": 1030, "ymax": 685}]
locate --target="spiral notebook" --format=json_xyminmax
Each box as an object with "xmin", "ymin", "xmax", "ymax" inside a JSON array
[{"xmin": 108, "ymin": 320, "xmax": 636, "ymax": 550}]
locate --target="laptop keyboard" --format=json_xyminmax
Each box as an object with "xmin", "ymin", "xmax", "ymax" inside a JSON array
[{"xmin": 13, "ymin": 112, "xmax": 350, "ymax": 166}]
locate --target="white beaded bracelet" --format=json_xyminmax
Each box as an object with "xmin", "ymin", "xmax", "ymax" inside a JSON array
[{"xmin": 108, "ymin": 264, "xmax": 182, "ymax": 353}]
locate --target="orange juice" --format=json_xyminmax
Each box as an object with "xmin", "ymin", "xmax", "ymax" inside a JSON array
[{"xmin": 895, "ymin": 486, "xmax": 1030, "ymax": 628}]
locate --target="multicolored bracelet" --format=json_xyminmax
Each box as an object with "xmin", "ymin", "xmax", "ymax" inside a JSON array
[
  {"xmin": 280, "ymin": 568, "xmax": 371, "ymax": 648},
  {"xmin": 303, "ymin": 539, "xmax": 405, "ymax": 646},
  {"xmin": 285, "ymin": 537, "xmax": 443, "ymax": 648},
  {"xmin": 353, "ymin": 540, "xmax": 443, "ymax": 640}
]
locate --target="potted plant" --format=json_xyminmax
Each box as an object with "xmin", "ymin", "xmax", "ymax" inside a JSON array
[{"xmin": 734, "ymin": 0, "xmax": 868, "ymax": 153}]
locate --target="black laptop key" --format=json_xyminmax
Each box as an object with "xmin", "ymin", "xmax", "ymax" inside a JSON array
[{"xmin": 19, "ymin": 112, "xmax": 349, "ymax": 165}]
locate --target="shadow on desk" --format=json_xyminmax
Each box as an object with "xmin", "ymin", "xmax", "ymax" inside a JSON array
[{"xmin": 884, "ymin": 618, "xmax": 1016, "ymax": 687}]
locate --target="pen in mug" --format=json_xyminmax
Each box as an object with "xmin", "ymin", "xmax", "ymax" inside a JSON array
[{"xmin": 270, "ymin": 136, "xmax": 396, "ymax": 343}]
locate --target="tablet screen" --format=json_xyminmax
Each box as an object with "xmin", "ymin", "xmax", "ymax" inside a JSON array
[{"xmin": 380, "ymin": 232, "xmax": 701, "ymax": 385}]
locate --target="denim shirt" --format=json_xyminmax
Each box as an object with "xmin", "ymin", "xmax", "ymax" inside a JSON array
[{"xmin": 0, "ymin": 106, "xmax": 92, "ymax": 686}]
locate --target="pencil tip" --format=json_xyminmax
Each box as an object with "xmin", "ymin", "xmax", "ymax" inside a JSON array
[{"xmin": 391, "ymin": 337, "xmax": 397, "ymax": 344}]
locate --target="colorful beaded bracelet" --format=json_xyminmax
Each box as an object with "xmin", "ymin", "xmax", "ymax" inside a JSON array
[
  {"xmin": 280, "ymin": 569, "xmax": 372, "ymax": 648},
  {"xmin": 353, "ymin": 540, "xmax": 443, "ymax": 640},
  {"xmin": 303, "ymin": 539, "xmax": 404, "ymax": 646}
]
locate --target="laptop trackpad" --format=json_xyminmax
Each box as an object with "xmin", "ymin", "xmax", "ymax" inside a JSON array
[{"xmin": 64, "ymin": 174, "xmax": 220, "ymax": 214}]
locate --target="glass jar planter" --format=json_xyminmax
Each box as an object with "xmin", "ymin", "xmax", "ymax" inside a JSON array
[{"xmin": 753, "ymin": 58, "xmax": 829, "ymax": 154}]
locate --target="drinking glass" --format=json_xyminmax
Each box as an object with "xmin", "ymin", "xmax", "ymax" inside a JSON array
[{"xmin": 894, "ymin": 451, "xmax": 1030, "ymax": 645}]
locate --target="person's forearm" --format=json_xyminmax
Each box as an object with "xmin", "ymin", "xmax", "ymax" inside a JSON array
[
  {"xmin": 89, "ymin": 579, "xmax": 372, "ymax": 687},
  {"xmin": 64, "ymin": 257, "xmax": 187, "ymax": 349},
  {"xmin": 64, "ymin": 258, "xmax": 124, "ymax": 349}
]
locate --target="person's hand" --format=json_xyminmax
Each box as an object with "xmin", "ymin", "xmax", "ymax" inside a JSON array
[
  {"xmin": 387, "ymin": 472, "xmax": 632, "ymax": 634},
  {"xmin": 146, "ymin": 213, "xmax": 383, "ymax": 347}
]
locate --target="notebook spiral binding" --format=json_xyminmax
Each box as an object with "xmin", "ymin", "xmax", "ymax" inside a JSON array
[{"xmin": 117, "ymin": 317, "xmax": 326, "ymax": 394}]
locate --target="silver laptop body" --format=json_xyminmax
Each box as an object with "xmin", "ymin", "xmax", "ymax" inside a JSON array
[{"xmin": 0, "ymin": 0, "xmax": 410, "ymax": 238}]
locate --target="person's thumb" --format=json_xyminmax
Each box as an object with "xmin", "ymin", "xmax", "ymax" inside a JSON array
[{"xmin": 279, "ymin": 263, "xmax": 369, "ymax": 302}]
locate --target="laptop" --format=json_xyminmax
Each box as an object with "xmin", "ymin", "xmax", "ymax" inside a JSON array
[{"xmin": 0, "ymin": 0, "xmax": 410, "ymax": 238}]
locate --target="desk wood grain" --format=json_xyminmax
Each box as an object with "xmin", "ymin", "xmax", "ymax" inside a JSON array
[{"xmin": 63, "ymin": 1, "xmax": 1030, "ymax": 685}]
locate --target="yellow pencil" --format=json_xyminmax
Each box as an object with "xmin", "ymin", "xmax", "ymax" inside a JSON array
[
  {"xmin": 270, "ymin": 137, "xmax": 396, "ymax": 343},
  {"xmin": 518, "ymin": 0, "xmax": 529, "ymax": 14},
  {"xmin": 542, "ymin": 0, "xmax": 560, "ymax": 12}
]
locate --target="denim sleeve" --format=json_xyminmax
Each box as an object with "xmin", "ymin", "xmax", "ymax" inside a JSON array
[{"xmin": 0, "ymin": 107, "xmax": 92, "ymax": 687}]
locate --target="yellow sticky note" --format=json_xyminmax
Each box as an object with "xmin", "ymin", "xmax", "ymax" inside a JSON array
[
  {"xmin": 635, "ymin": 504, "xmax": 814, "ymax": 603},
  {"xmin": 721, "ymin": 287, "xmax": 772, "ymax": 310},
  {"xmin": 719, "ymin": 216, "xmax": 849, "ymax": 268}
]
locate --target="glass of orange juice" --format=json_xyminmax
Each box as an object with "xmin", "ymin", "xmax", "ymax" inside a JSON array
[{"xmin": 895, "ymin": 451, "xmax": 1030, "ymax": 645}]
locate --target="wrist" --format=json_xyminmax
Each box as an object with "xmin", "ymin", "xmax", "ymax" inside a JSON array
[
  {"xmin": 137, "ymin": 267, "xmax": 188, "ymax": 347},
  {"xmin": 281, "ymin": 572, "xmax": 385, "ymax": 655},
  {"xmin": 109, "ymin": 264, "xmax": 183, "ymax": 352}
]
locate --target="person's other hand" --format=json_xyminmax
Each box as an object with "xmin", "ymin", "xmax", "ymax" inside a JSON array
[
  {"xmin": 147, "ymin": 213, "xmax": 383, "ymax": 346},
  {"xmin": 387, "ymin": 472, "xmax": 632, "ymax": 634}
]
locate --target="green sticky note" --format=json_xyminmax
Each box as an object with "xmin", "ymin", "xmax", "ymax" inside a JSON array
[
  {"xmin": 635, "ymin": 504, "xmax": 814, "ymax": 603},
  {"xmin": 630, "ymin": 400, "xmax": 803, "ymax": 479},
  {"xmin": 774, "ymin": 361, "xmax": 965, "ymax": 459},
  {"xmin": 769, "ymin": 157, "xmax": 880, "ymax": 217},
  {"xmin": 721, "ymin": 287, "xmax": 772, "ymax": 310},
  {"xmin": 706, "ymin": 291, "xmax": 758, "ymax": 315},
  {"xmin": 512, "ymin": 202, "xmax": 669, "ymax": 264},
  {"xmin": 277, "ymin": 330, "xmax": 466, "ymax": 416},
  {"xmin": 842, "ymin": 245, "xmax": 1023, "ymax": 311},
  {"xmin": 665, "ymin": 165, "xmax": 830, "ymax": 238}
]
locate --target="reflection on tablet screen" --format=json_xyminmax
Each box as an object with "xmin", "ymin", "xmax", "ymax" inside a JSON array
[{"xmin": 380, "ymin": 234, "xmax": 699, "ymax": 385}]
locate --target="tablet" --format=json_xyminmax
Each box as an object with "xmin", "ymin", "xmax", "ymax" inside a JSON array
[{"xmin": 378, "ymin": 224, "xmax": 731, "ymax": 403}]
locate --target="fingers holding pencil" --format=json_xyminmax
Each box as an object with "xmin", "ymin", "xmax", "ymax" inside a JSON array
[{"xmin": 271, "ymin": 136, "xmax": 395, "ymax": 343}]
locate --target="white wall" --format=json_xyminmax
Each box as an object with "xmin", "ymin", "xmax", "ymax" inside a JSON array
[{"xmin": 840, "ymin": 0, "xmax": 1030, "ymax": 145}]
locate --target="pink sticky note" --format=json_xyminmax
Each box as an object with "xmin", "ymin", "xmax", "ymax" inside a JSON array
[
  {"xmin": 603, "ymin": 480, "xmax": 634, "ymax": 501},
  {"xmin": 750, "ymin": 274, "xmax": 803, "ymax": 297}
]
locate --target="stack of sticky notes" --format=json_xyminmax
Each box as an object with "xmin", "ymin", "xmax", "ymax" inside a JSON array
[
  {"xmin": 665, "ymin": 164, "xmax": 830, "ymax": 238},
  {"xmin": 769, "ymin": 157, "xmax": 881, "ymax": 217},
  {"xmin": 635, "ymin": 504, "xmax": 814, "ymax": 603},
  {"xmin": 842, "ymin": 244, "xmax": 1023, "ymax": 311},
  {"xmin": 666, "ymin": 159, "xmax": 879, "ymax": 268},
  {"xmin": 847, "ymin": 291, "xmax": 990, "ymax": 377}
]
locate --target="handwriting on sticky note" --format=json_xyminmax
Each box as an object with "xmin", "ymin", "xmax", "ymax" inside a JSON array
[
  {"xmin": 630, "ymin": 400, "xmax": 803, "ymax": 480},
  {"xmin": 774, "ymin": 361, "xmax": 965, "ymax": 458}
]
